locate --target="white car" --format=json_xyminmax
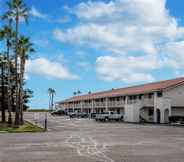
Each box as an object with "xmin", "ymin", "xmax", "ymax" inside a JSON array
[
  {"xmin": 95, "ymin": 111, "xmax": 123, "ymax": 121},
  {"xmin": 108, "ymin": 113, "xmax": 124, "ymax": 121}
]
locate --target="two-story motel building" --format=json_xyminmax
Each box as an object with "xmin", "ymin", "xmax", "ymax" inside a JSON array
[{"xmin": 57, "ymin": 77, "xmax": 184, "ymax": 123}]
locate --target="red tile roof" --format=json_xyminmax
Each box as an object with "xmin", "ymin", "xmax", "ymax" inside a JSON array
[{"xmin": 59, "ymin": 77, "xmax": 184, "ymax": 103}]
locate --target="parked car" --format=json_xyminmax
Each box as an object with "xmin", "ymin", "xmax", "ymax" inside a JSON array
[
  {"xmin": 68, "ymin": 112, "xmax": 78, "ymax": 118},
  {"xmin": 77, "ymin": 112, "xmax": 88, "ymax": 118},
  {"xmin": 169, "ymin": 116, "xmax": 184, "ymax": 124},
  {"xmin": 96, "ymin": 111, "xmax": 124, "ymax": 122},
  {"xmin": 68, "ymin": 112, "xmax": 89, "ymax": 118},
  {"xmin": 109, "ymin": 113, "xmax": 124, "ymax": 121},
  {"xmin": 90, "ymin": 113, "xmax": 97, "ymax": 118},
  {"xmin": 95, "ymin": 111, "xmax": 114, "ymax": 121},
  {"xmin": 51, "ymin": 109, "xmax": 65, "ymax": 116}
]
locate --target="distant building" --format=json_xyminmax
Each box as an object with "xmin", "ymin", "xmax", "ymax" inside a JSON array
[{"xmin": 57, "ymin": 77, "xmax": 184, "ymax": 123}]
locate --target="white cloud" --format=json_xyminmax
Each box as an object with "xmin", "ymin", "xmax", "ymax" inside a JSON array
[
  {"xmin": 30, "ymin": 6, "xmax": 71, "ymax": 24},
  {"xmin": 30, "ymin": 6, "xmax": 48, "ymax": 20},
  {"xmin": 96, "ymin": 40, "xmax": 184, "ymax": 82},
  {"xmin": 74, "ymin": 1, "xmax": 116, "ymax": 20},
  {"xmin": 53, "ymin": 0, "xmax": 184, "ymax": 54},
  {"xmin": 26, "ymin": 57, "xmax": 79, "ymax": 80},
  {"xmin": 162, "ymin": 41, "xmax": 184, "ymax": 69},
  {"xmin": 53, "ymin": 0, "xmax": 184, "ymax": 83},
  {"xmin": 96, "ymin": 55, "xmax": 157, "ymax": 83}
]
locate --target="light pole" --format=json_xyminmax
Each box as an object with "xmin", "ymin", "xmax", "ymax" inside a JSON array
[{"xmin": 44, "ymin": 111, "xmax": 47, "ymax": 131}]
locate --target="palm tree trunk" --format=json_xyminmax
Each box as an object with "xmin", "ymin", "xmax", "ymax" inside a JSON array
[
  {"xmin": 19, "ymin": 80, "xmax": 23, "ymax": 124},
  {"xmin": 14, "ymin": 13, "xmax": 20, "ymax": 126},
  {"xmin": 7, "ymin": 38, "xmax": 12, "ymax": 124},
  {"xmin": 51, "ymin": 93, "xmax": 53, "ymax": 111},
  {"xmin": 19, "ymin": 58, "xmax": 25, "ymax": 124},
  {"xmin": 1, "ymin": 61, "xmax": 6, "ymax": 123},
  {"xmin": 7, "ymin": 21, "xmax": 12, "ymax": 124},
  {"xmin": 49, "ymin": 94, "xmax": 52, "ymax": 112}
]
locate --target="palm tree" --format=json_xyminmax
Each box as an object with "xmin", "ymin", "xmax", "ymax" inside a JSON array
[
  {"xmin": 48, "ymin": 88, "xmax": 56, "ymax": 112},
  {"xmin": 77, "ymin": 90, "xmax": 81, "ymax": 95},
  {"xmin": 18, "ymin": 36, "xmax": 34, "ymax": 124},
  {"xmin": 0, "ymin": 25, "xmax": 15, "ymax": 124},
  {"xmin": 73, "ymin": 90, "xmax": 81, "ymax": 96},
  {"xmin": 0, "ymin": 54, "xmax": 6, "ymax": 123},
  {"xmin": 4, "ymin": 0, "xmax": 29, "ymax": 126}
]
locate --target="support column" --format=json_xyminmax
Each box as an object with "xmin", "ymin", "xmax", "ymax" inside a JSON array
[
  {"xmin": 92, "ymin": 100, "xmax": 94, "ymax": 113},
  {"xmin": 124, "ymin": 96, "xmax": 128, "ymax": 121},
  {"xmin": 153, "ymin": 92, "xmax": 157, "ymax": 123},
  {"xmin": 66, "ymin": 103, "xmax": 69, "ymax": 113},
  {"xmin": 125, "ymin": 96, "xmax": 128, "ymax": 105},
  {"xmin": 169, "ymin": 107, "xmax": 172, "ymax": 116},
  {"xmin": 161, "ymin": 109, "xmax": 165, "ymax": 124},
  {"xmin": 72, "ymin": 102, "xmax": 74, "ymax": 112},
  {"xmin": 80, "ymin": 101, "xmax": 83, "ymax": 112},
  {"xmin": 105, "ymin": 97, "xmax": 108, "ymax": 112}
]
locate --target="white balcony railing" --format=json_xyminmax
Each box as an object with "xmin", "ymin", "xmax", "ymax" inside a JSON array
[
  {"xmin": 127, "ymin": 98, "xmax": 154, "ymax": 105},
  {"xmin": 65, "ymin": 96, "xmax": 155, "ymax": 109},
  {"xmin": 94, "ymin": 102, "xmax": 106, "ymax": 107},
  {"xmin": 74, "ymin": 103, "xmax": 81, "ymax": 108},
  {"xmin": 82, "ymin": 103, "xmax": 92, "ymax": 108},
  {"xmin": 108, "ymin": 100, "xmax": 125, "ymax": 107},
  {"xmin": 142, "ymin": 98, "xmax": 154, "ymax": 106}
]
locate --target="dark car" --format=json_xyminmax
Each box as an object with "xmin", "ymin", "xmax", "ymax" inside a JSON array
[
  {"xmin": 51, "ymin": 109, "xmax": 65, "ymax": 116},
  {"xmin": 169, "ymin": 116, "xmax": 184, "ymax": 124},
  {"xmin": 77, "ymin": 112, "xmax": 88, "ymax": 118},
  {"xmin": 68, "ymin": 112, "xmax": 78, "ymax": 118},
  {"xmin": 68, "ymin": 112, "xmax": 88, "ymax": 118},
  {"xmin": 90, "ymin": 113, "xmax": 97, "ymax": 118}
]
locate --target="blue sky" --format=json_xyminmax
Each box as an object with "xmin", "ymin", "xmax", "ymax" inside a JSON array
[{"xmin": 1, "ymin": 0, "xmax": 184, "ymax": 109}]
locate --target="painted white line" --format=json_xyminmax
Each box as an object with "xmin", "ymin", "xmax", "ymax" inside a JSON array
[{"xmin": 64, "ymin": 134, "xmax": 115, "ymax": 162}]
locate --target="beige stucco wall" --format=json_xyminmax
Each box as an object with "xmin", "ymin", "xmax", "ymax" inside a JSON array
[
  {"xmin": 163, "ymin": 83, "xmax": 184, "ymax": 107},
  {"xmin": 163, "ymin": 84, "xmax": 184, "ymax": 117},
  {"xmin": 124, "ymin": 103, "xmax": 142, "ymax": 122}
]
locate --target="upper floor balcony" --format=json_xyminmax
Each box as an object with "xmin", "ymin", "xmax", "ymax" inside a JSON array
[
  {"xmin": 142, "ymin": 98, "xmax": 154, "ymax": 106},
  {"xmin": 127, "ymin": 97, "xmax": 154, "ymax": 106},
  {"xmin": 94, "ymin": 101, "xmax": 106, "ymax": 107},
  {"xmin": 73, "ymin": 103, "xmax": 81, "ymax": 108},
  {"xmin": 82, "ymin": 102, "xmax": 92, "ymax": 108},
  {"xmin": 108, "ymin": 100, "xmax": 125, "ymax": 107},
  {"xmin": 63, "ymin": 95, "xmax": 155, "ymax": 109}
]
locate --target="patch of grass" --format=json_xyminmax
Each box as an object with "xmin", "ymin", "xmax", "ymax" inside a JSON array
[
  {"xmin": 27, "ymin": 109, "xmax": 49, "ymax": 112},
  {"xmin": 0, "ymin": 121, "xmax": 45, "ymax": 133}
]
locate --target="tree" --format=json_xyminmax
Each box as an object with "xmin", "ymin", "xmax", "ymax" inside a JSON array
[
  {"xmin": 23, "ymin": 88, "xmax": 33, "ymax": 110},
  {"xmin": 73, "ymin": 90, "xmax": 81, "ymax": 96},
  {"xmin": 73, "ymin": 91, "xmax": 77, "ymax": 96},
  {"xmin": 0, "ymin": 0, "xmax": 33, "ymax": 126},
  {"xmin": 0, "ymin": 25, "xmax": 15, "ymax": 124},
  {"xmin": 18, "ymin": 36, "xmax": 34, "ymax": 124},
  {"xmin": 77, "ymin": 90, "xmax": 81, "ymax": 95},
  {"xmin": 4, "ymin": 0, "xmax": 29, "ymax": 126},
  {"xmin": 48, "ymin": 88, "xmax": 56, "ymax": 112},
  {"xmin": 0, "ymin": 54, "xmax": 6, "ymax": 122}
]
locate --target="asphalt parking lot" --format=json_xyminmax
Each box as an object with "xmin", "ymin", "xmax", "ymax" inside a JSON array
[{"xmin": 0, "ymin": 112, "xmax": 184, "ymax": 162}]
